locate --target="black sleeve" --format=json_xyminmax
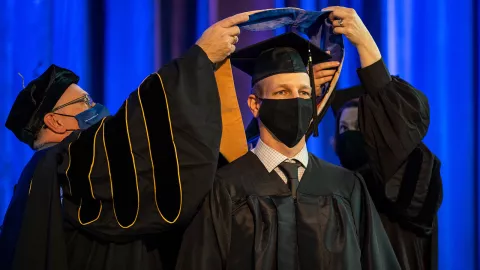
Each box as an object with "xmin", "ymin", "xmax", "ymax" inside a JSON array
[
  {"xmin": 357, "ymin": 59, "xmax": 442, "ymax": 231},
  {"xmin": 175, "ymin": 180, "xmax": 232, "ymax": 270},
  {"xmin": 349, "ymin": 173, "xmax": 401, "ymax": 270},
  {"xmin": 358, "ymin": 59, "xmax": 430, "ymax": 181},
  {"xmin": 64, "ymin": 45, "xmax": 222, "ymax": 228}
]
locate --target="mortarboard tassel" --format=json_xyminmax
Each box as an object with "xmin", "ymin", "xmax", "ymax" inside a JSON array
[{"xmin": 308, "ymin": 44, "xmax": 319, "ymax": 137}]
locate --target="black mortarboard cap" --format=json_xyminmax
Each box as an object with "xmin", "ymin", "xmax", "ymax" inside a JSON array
[
  {"xmin": 330, "ymin": 85, "xmax": 365, "ymax": 117},
  {"xmin": 232, "ymin": 32, "xmax": 332, "ymax": 141},
  {"xmin": 231, "ymin": 32, "xmax": 331, "ymax": 86},
  {"xmin": 5, "ymin": 64, "xmax": 80, "ymax": 148}
]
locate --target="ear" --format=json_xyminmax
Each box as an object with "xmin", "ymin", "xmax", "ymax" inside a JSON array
[
  {"xmin": 247, "ymin": 94, "xmax": 261, "ymax": 118},
  {"xmin": 43, "ymin": 113, "xmax": 67, "ymax": 134}
]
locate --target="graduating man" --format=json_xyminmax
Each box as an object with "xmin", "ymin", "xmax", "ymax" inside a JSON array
[
  {"xmin": 323, "ymin": 6, "xmax": 443, "ymax": 270},
  {"xmin": 0, "ymin": 13, "xmax": 251, "ymax": 270},
  {"xmin": 175, "ymin": 32, "xmax": 400, "ymax": 270}
]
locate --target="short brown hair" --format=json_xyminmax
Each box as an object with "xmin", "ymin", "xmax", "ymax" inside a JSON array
[{"xmin": 251, "ymin": 81, "xmax": 264, "ymax": 97}]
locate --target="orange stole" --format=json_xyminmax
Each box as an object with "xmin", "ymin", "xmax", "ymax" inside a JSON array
[{"xmin": 214, "ymin": 59, "xmax": 248, "ymax": 162}]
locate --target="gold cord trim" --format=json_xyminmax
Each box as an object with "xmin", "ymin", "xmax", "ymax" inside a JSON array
[
  {"xmin": 88, "ymin": 118, "xmax": 107, "ymax": 199},
  {"xmin": 77, "ymin": 199, "xmax": 103, "ymax": 225},
  {"xmin": 78, "ymin": 120, "xmax": 106, "ymax": 225},
  {"xmin": 136, "ymin": 73, "xmax": 183, "ymax": 224},
  {"xmin": 104, "ymin": 99, "xmax": 140, "ymax": 228}
]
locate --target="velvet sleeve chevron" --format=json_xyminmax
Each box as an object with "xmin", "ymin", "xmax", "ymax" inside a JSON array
[
  {"xmin": 357, "ymin": 60, "xmax": 442, "ymax": 234},
  {"xmin": 59, "ymin": 45, "xmax": 222, "ymax": 236}
]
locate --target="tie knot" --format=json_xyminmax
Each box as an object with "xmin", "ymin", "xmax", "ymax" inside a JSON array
[{"xmin": 278, "ymin": 161, "xmax": 300, "ymax": 180}]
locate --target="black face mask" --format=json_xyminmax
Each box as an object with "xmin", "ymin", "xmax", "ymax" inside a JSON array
[
  {"xmin": 335, "ymin": 130, "xmax": 369, "ymax": 171},
  {"xmin": 258, "ymin": 98, "xmax": 313, "ymax": 148}
]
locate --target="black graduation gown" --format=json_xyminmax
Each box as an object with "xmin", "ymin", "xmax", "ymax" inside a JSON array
[
  {"xmin": 175, "ymin": 151, "xmax": 401, "ymax": 270},
  {"xmin": 356, "ymin": 60, "xmax": 443, "ymax": 270},
  {"xmin": 0, "ymin": 45, "xmax": 222, "ymax": 270}
]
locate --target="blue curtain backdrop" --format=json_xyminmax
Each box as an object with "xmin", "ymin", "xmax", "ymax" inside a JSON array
[{"xmin": 0, "ymin": 0, "xmax": 478, "ymax": 269}]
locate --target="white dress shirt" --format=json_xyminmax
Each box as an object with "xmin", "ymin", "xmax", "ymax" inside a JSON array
[{"xmin": 251, "ymin": 139, "xmax": 309, "ymax": 183}]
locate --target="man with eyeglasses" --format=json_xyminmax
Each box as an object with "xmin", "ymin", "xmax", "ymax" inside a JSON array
[{"xmin": 0, "ymin": 12, "xmax": 250, "ymax": 270}]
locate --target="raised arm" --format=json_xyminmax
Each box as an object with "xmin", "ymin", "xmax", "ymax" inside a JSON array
[
  {"xmin": 61, "ymin": 13, "xmax": 250, "ymax": 231},
  {"xmin": 324, "ymin": 6, "xmax": 442, "ymax": 233},
  {"xmin": 353, "ymin": 35, "xmax": 442, "ymax": 233},
  {"xmin": 357, "ymin": 60, "xmax": 430, "ymax": 179}
]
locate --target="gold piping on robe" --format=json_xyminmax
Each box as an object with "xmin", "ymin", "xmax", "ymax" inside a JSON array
[
  {"xmin": 78, "ymin": 119, "xmax": 106, "ymax": 225},
  {"xmin": 103, "ymin": 99, "xmax": 140, "ymax": 229},
  {"xmin": 124, "ymin": 98, "xmax": 141, "ymax": 227},
  {"xmin": 77, "ymin": 199, "xmax": 103, "ymax": 225},
  {"xmin": 136, "ymin": 74, "xmax": 183, "ymax": 224},
  {"xmin": 88, "ymin": 117, "xmax": 107, "ymax": 199}
]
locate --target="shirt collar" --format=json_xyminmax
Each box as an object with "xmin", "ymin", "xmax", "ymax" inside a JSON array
[{"xmin": 251, "ymin": 139, "xmax": 309, "ymax": 173}]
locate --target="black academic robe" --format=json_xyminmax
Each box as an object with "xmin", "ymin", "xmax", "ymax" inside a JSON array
[
  {"xmin": 0, "ymin": 45, "xmax": 221, "ymax": 270},
  {"xmin": 356, "ymin": 60, "xmax": 443, "ymax": 270},
  {"xmin": 175, "ymin": 151, "xmax": 401, "ymax": 270}
]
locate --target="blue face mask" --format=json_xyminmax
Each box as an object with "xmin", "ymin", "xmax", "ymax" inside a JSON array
[
  {"xmin": 74, "ymin": 104, "xmax": 110, "ymax": 129},
  {"xmin": 53, "ymin": 103, "xmax": 111, "ymax": 130}
]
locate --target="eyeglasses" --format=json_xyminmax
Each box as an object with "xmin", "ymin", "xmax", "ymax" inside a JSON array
[{"xmin": 52, "ymin": 94, "xmax": 94, "ymax": 112}]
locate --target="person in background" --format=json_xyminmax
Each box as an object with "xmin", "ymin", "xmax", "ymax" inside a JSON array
[
  {"xmin": 319, "ymin": 6, "xmax": 443, "ymax": 270},
  {"xmin": 0, "ymin": 13, "xmax": 250, "ymax": 270}
]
